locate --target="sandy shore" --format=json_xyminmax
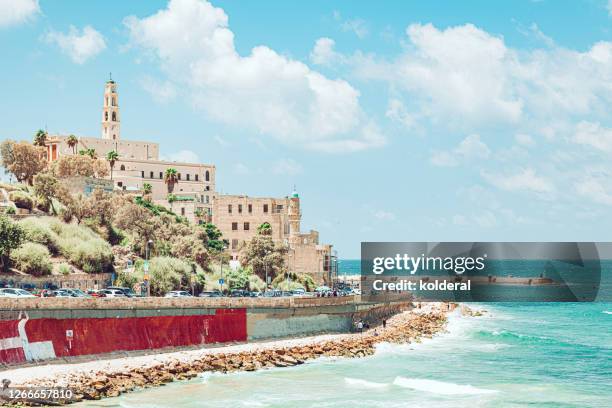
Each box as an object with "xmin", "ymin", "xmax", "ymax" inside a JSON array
[{"xmin": 0, "ymin": 302, "xmax": 452, "ymax": 405}]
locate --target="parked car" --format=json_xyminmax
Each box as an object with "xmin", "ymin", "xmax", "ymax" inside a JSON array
[
  {"xmin": 86, "ymin": 289, "xmax": 107, "ymax": 298},
  {"xmin": 291, "ymin": 288, "xmax": 306, "ymax": 296},
  {"xmin": 32, "ymin": 289, "xmax": 56, "ymax": 297},
  {"xmin": 198, "ymin": 290, "xmax": 223, "ymax": 298},
  {"xmin": 106, "ymin": 286, "xmax": 136, "ymax": 297},
  {"xmin": 229, "ymin": 289, "xmax": 249, "ymax": 297},
  {"xmin": 248, "ymin": 291, "xmax": 262, "ymax": 297},
  {"xmin": 53, "ymin": 289, "xmax": 76, "ymax": 298},
  {"xmin": 262, "ymin": 290, "xmax": 282, "ymax": 297},
  {"xmin": 164, "ymin": 290, "xmax": 192, "ymax": 298},
  {"xmin": 61, "ymin": 288, "xmax": 91, "ymax": 298},
  {"xmin": 0, "ymin": 288, "xmax": 36, "ymax": 298},
  {"xmin": 99, "ymin": 289, "xmax": 126, "ymax": 298}
]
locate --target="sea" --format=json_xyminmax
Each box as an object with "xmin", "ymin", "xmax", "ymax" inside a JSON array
[{"xmin": 79, "ymin": 260, "xmax": 612, "ymax": 408}]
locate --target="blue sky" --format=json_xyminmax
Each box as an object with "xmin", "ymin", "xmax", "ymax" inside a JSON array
[{"xmin": 1, "ymin": 0, "xmax": 612, "ymax": 258}]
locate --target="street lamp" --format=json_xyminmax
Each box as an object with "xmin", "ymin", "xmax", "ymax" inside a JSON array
[{"xmin": 144, "ymin": 239, "xmax": 153, "ymax": 297}]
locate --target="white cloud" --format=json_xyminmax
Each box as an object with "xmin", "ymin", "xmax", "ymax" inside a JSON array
[
  {"xmin": 125, "ymin": 0, "xmax": 383, "ymax": 153},
  {"xmin": 272, "ymin": 158, "xmax": 303, "ymax": 176},
  {"xmin": 310, "ymin": 37, "xmax": 341, "ymax": 66},
  {"xmin": 430, "ymin": 134, "xmax": 490, "ymax": 167},
  {"xmin": 482, "ymin": 168, "xmax": 554, "ymax": 194},
  {"xmin": 341, "ymin": 18, "xmax": 368, "ymax": 39},
  {"xmin": 139, "ymin": 76, "xmax": 177, "ymax": 103},
  {"xmin": 44, "ymin": 25, "xmax": 106, "ymax": 64},
  {"xmin": 355, "ymin": 23, "xmax": 612, "ymax": 131},
  {"xmin": 515, "ymin": 133, "xmax": 535, "ymax": 147},
  {"xmin": 162, "ymin": 149, "xmax": 200, "ymax": 163},
  {"xmin": 385, "ymin": 99, "xmax": 416, "ymax": 129},
  {"xmin": 576, "ymin": 178, "xmax": 612, "ymax": 205},
  {"xmin": 0, "ymin": 0, "xmax": 39, "ymax": 28},
  {"xmin": 572, "ymin": 121, "xmax": 612, "ymax": 152},
  {"xmin": 373, "ymin": 210, "xmax": 396, "ymax": 221}
]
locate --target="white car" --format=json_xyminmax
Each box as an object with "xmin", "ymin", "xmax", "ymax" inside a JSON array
[
  {"xmin": 0, "ymin": 288, "xmax": 36, "ymax": 298},
  {"xmin": 164, "ymin": 290, "xmax": 192, "ymax": 298},
  {"xmin": 99, "ymin": 289, "xmax": 126, "ymax": 298}
]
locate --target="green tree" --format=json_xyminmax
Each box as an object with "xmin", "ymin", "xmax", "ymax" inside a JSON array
[
  {"xmin": 79, "ymin": 148, "xmax": 97, "ymax": 159},
  {"xmin": 201, "ymin": 222, "xmax": 225, "ymax": 251},
  {"xmin": 106, "ymin": 150, "xmax": 119, "ymax": 180},
  {"xmin": 240, "ymin": 235, "xmax": 288, "ymax": 281},
  {"xmin": 33, "ymin": 172, "xmax": 59, "ymax": 214},
  {"xmin": 0, "ymin": 140, "xmax": 47, "ymax": 185},
  {"xmin": 164, "ymin": 168, "xmax": 178, "ymax": 193},
  {"xmin": 0, "ymin": 216, "xmax": 25, "ymax": 272},
  {"xmin": 66, "ymin": 134, "xmax": 78, "ymax": 154},
  {"xmin": 142, "ymin": 182, "xmax": 152, "ymax": 195},
  {"xmin": 33, "ymin": 129, "xmax": 47, "ymax": 147},
  {"xmin": 257, "ymin": 222, "xmax": 272, "ymax": 236}
]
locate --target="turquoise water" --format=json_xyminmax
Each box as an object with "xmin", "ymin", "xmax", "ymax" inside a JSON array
[{"xmin": 80, "ymin": 302, "xmax": 612, "ymax": 408}]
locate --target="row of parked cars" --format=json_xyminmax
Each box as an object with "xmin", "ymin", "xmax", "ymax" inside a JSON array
[{"xmin": 0, "ymin": 286, "xmax": 360, "ymax": 299}]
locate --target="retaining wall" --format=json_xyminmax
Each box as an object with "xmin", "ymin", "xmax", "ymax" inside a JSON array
[{"xmin": 0, "ymin": 297, "xmax": 409, "ymax": 367}]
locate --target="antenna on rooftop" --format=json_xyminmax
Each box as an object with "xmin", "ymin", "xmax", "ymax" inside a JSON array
[{"xmin": 109, "ymin": 72, "xmax": 112, "ymax": 81}]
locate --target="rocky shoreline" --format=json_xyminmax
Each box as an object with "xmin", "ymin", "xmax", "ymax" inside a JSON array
[{"xmin": 2, "ymin": 304, "xmax": 453, "ymax": 406}]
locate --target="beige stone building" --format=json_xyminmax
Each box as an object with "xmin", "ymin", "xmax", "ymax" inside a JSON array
[
  {"xmin": 45, "ymin": 79, "xmax": 215, "ymax": 222},
  {"xmin": 213, "ymin": 192, "xmax": 336, "ymax": 285},
  {"xmin": 43, "ymin": 78, "xmax": 336, "ymax": 285}
]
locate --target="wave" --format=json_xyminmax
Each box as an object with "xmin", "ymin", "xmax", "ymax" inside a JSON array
[
  {"xmin": 344, "ymin": 377, "xmax": 388, "ymax": 389},
  {"xmin": 392, "ymin": 377, "xmax": 498, "ymax": 395},
  {"xmin": 603, "ymin": 311, "xmax": 612, "ymax": 315}
]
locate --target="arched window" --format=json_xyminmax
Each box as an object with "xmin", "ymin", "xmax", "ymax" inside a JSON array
[
  {"xmin": 205, "ymin": 170, "xmax": 210, "ymax": 181},
  {"xmin": 112, "ymin": 112, "xmax": 117, "ymax": 121},
  {"xmin": 112, "ymin": 97, "xmax": 116, "ymax": 106},
  {"xmin": 120, "ymin": 165, "xmax": 125, "ymax": 171},
  {"xmin": 105, "ymin": 112, "xmax": 108, "ymax": 121}
]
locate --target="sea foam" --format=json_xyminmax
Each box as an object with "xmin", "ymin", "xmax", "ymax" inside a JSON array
[
  {"xmin": 393, "ymin": 377, "xmax": 498, "ymax": 395},
  {"xmin": 344, "ymin": 377, "xmax": 389, "ymax": 389}
]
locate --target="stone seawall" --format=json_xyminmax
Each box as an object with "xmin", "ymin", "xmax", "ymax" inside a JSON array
[{"xmin": 0, "ymin": 297, "xmax": 410, "ymax": 367}]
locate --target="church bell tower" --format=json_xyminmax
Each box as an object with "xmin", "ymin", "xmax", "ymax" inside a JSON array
[{"xmin": 102, "ymin": 75, "xmax": 120, "ymax": 140}]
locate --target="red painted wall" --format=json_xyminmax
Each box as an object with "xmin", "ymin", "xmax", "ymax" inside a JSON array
[
  {"xmin": 0, "ymin": 320, "xmax": 26, "ymax": 364},
  {"xmin": 0, "ymin": 308, "xmax": 246, "ymax": 364}
]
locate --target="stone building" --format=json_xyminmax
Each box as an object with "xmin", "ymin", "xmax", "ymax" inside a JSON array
[
  {"xmin": 213, "ymin": 191, "xmax": 336, "ymax": 285},
  {"xmin": 43, "ymin": 78, "xmax": 336, "ymax": 284},
  {"xmin": 44, "ymin": 78, "xmax": 215, "ymax": 222}
]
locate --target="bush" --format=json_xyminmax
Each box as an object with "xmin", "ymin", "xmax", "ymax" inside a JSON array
[
  {"xmin": 18, "ymin": 217, "xmax": 113, "ymax": 273},
  {"xmin": 9, "ymin": 190, "xmax": 33, "ymax": 210},
  {"xmin": 148, "ymin": 256, "xmax": 192, "ymax": 295},
  {"xmin": 18, "ymin": 217, "xmax": 60, "ymax": 254},
  {"xmin": 115, "ymin": 271, "xmax": 141, "ymax": 289},
  {"xmin": 10, "ymin": 242, "xmax": 52, "ymax": 276},
  {"xmin": 5, "ymin": 206, "xmax": 16, "ymax": 215},
  {"xmin": 57, "ymin": 263, "xmax": 72, "ymax": 275},
  {"xmin": 272, "ymin": 271, "xmax": 316, "ymax": 291}
]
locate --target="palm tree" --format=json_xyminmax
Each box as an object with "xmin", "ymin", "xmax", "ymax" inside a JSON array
[
  {"xmin": 80, "ymin": 148, "xmax": 97, "ymax": 159},
  {"xmin": 106, "ymin": 150, "xmax": 119, "ymax": 180},
  {"xmin": 33, "ymin": 129, "xmax": 47, "ymax": 146},
  {"xmin": 66, "ymin": 134, "xmax": 78, "ymax": 154},
  {"xmin": 164, "ymin": 168, "xmax": 178, "ymax": 193},
  {"xmin": 142, "ymin": 182, "xmax": 153, "ymax": 202}
]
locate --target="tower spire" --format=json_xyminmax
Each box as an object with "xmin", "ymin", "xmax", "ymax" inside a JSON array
[{"xmin": 101, "ymin": 78, "xmax": 120, "ymax": 140}]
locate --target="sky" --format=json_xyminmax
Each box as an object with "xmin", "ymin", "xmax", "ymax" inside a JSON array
[{"xmin": 1, "ymin": 0, "xmax": 612, "ymax": 258}]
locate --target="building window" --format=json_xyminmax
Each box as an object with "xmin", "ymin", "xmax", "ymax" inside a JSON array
[
  {"xmin": 244, "ymin": 222, "xmax": 250, "ymax": 231},
  {"xmin": 181, "ymin": 208, "xmax": 185, "ymax": 216},
  {"xmin": 232, "ymin": 222, "xmax": 238, "ymax": 231},
  {"xmin": 178, "ymin": 173, "xmax": 181, "ymax": 180},
  {"xmin": 105, "ymin": 112, "xmax": 108, "ymax": 121},
  {"xmin": 263, "ymin": 204, "xmax": 269, "ymax": 213},
  {"xmin": 232, "ymin": 239, "xmax": 239, "ymax": 250},
  {"xmin": 117, "ymin": 181, "xmax": 123, "ymax": 187},
  {"xmin": 205, "ymin": 186, "xmax": 210, "ymax": 191},
  {"xmin": 159, "ymin": 172, "xmax": 163, "ymax": 179},
  {"xmin": 248, "ymin": 204, "xmax": 252, "ymax": 213},
  {"xmin": 112, "ymin": 112, "xmax": 117, "ymax": 121},
  {"xmin": 150, "ymin": 171, "xmax": 154, "ymax": 178},
  {"xmin": 205, "ymin": 170, "xmax": 210, "ymax": 181},
  {"xmin": 276, "ymin": 205, "xmax": 283, "ymax": 212},
  {"xmin": 195, "ymin": 174, "xmax": 199, "ymax": 181},
  {"xmin": 228, "ymin": 204, "xmax": 232, "ymax": 213},
  {"xmin": 120, "ymin": 165, "xmax": 125, "ymax": 171},
  {"xmin": 141, "ymin": 171, "xmax": 144, "ymax": 178},
  {"xmin": 186, "ymin": 174, "xmax": 190, "ymax": 181},
  {"xmin": 205, "ymin": 195, "xmax": 209, "ymax": 204},
  {"xmin": 238, "ymin": 204, "xmax": 242, "ymax": 213}
]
